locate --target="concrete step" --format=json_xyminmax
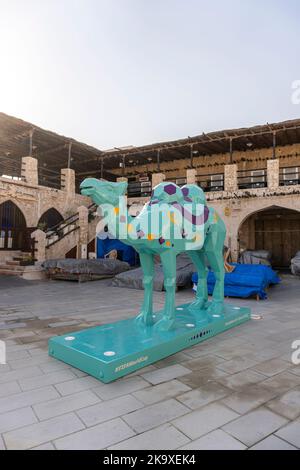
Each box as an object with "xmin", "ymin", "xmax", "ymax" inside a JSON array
[
  {"xmin": 0, "ymin": 264, "xmax": 25, "ymax": 271},
  {"xmin": 0, "ymin": 268, "xmax": 24, "ymax": 276},
  {"xmin": 0, "ymin": 265, "xmax": 46, "ymax": 280}
]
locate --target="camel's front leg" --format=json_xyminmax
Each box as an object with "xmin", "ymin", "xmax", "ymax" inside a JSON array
[
  {"xmin": 155, "ymin": 251, "xmax": 177, "ymax": 331},
  {"xmin": 188, "ymin": 250, "xmax": 208, "ymax": 311},
  {"xmin": 136, "ymin": 251, "xmax": 155, "ymax": 326}
]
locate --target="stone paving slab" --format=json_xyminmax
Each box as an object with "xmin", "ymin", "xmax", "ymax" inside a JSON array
[
  {"xmin": 176, "ymin": 382, "xmax": 232, "ymax": 410},
  {"xmin": 275, "ymin": 419, "xmax": 300, "ymax": 448},
  {"xmin": 223, "ymin": 407, "xmax": 288, "ymax": 447},
  {"xmin": 141, "ymin": 364, "xmax": 192, "ymax": 385},
  {"xmin": 3, "ymin": 412, "xmax": 85, "ymax": 450},
  {"xmin": 250, "ymin": 434, "xmax": 298, "ymax": 450},
  {"xmin": 122, "ymin": 398, "xmax": 189, "ymax": 433},
  {"xmin": 172, "ymin": 402, "xmax": 239, "ymax": 440},
  {"xmin": 0, "ymin": 407, "xmax": 38, "ymax": 434},
  {"xmin": 265, "ymin": 387, "xmax": 300, "ymax": 420},
  {"xmin": 54, "ymin": 417, "xmax": 135, "ymax": 450},
  {"xmin": 132, "ymin": 380, "xmax": 191, "ymax": 405},
  {"xmin": 77, "ymin": 394, "xmax": 144, "ymax": 427},
  {"xmin": 0, "ymin": 386, "xmax": 59, "ymax": 415},
  {"xmin": 33, "ymin": 390, "xmax": 100, "ymax": 420},
  {"xmin": 180, "ymin": 429, "xmax": 246, "ymax": 450},
  {"xmin": 109, "ymin": 423, "xmax": 190, "ymax": 450},
  {"xmin": 92, "ymin": 376, "xmax": 150, "ymax": 400},
  {"xmin": 221, "ymin": 384, "xmax": 277, "ymax": 415}
]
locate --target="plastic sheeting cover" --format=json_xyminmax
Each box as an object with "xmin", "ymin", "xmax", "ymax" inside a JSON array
[{"xmin": 42, "ymin": 258, "xmax": 130, "ymax": 276}]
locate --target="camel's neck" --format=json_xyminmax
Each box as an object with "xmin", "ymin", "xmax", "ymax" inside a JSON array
[{"xmin": 103, "ymin": 202, "xmax": 134, "ymax": 244}]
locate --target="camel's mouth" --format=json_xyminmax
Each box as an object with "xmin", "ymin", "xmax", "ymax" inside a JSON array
[{"xmin": 80, "ymin": 185, "xmax": 95, "ymax": 196}]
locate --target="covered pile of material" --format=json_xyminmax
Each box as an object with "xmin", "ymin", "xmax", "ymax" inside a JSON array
[
  {"xmin": 239, "ymin": 250, "xmax": 271, "ymax": 266},
  {"xmin": 291, "ymin": 251, "xmax": 300, "ymax": 275},
  {"xmin": 192, "ymin": 263, "xmax": 280, "ymax": 300},
  {"xmin": 42, "ymin": 258, "xmax": 130, "ymax": 281},
  {"xmin": 112, "ymin": 253, "xmax": 194, "ymax": 291}
]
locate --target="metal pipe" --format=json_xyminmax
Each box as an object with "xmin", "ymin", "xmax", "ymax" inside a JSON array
[
  {"xmin": 273, "ymin": 131, "xmax": 276, "ymax": 159},
  {"xmin": 29, "ymin": 129, "xmax": 34, "ymax": 157},
  {"xmin": 67, "ymin": 142, "xmax": 72, "ymax": 168},
  {"xmin": 229, "ymin": 137, "xmax": 233, "ymax": 164},
  {"xmin": 100, "ymin": 157, "xmax": 104, "ymax": 179}
]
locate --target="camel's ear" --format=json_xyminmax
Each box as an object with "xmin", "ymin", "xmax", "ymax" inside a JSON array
[{"xmin": 116, "ymin": 181, "xmax": 127, "ymax": 196}]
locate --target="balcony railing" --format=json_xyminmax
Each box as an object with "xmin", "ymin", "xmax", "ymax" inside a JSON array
[
  {"xmin": 165, "ymin": 177, "xmax": 187, "ymax": 187},
  {"xmin": 237, "ymin": 169, "xmax": 267, "ymax": 189},
  {"xmin": 197, "ymin": 173, "xmax": 224, "ymax": 192},
  {"xmin": 127, "ymin": 179, "xmax": 152, "ymax": 198},
  {"xmin": 279, "ymin": 166, "xmax": 300, "ymax": 186}
]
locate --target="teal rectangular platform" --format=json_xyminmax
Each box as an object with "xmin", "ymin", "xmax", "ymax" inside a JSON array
[{"xmin": 48, "ymin": 303, "xmax": 251, "ymax": 383}]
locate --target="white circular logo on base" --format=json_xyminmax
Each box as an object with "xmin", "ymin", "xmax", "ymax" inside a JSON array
[{"xmin": 104, "ymin": 351, "xmax": 116, "ymax": 357}]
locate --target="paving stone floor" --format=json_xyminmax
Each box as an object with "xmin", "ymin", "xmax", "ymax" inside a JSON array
[{"xmin": 0, "ymin": 274, "xmax": 299, "ymax": 450}]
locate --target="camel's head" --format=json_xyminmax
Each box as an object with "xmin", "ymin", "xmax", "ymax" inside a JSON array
[{"xmin": 80, "ymin": 178, "xmax": 127, "ymax": 206}]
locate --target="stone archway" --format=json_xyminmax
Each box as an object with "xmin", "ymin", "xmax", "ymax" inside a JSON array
[
  {"xmin": 38, "ymin": 208, "xmax": 63, "ymax": 231},
  {"xmin": 238, "ymin": 205, "xmax": 300, "ymax": 267},
  {"xmin": 0, "ymin": 200, "xmax": 27, "ymax": 250}
]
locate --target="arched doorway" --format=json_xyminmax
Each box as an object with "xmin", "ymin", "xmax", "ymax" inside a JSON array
[
  {"xmin": 238, "ymin": 206, "xmax": 300, "ymax": 268},
  {"xmin": 0, "ymin": 201, "xmax": 27, "ymax": 250},
  {"xmin": 38, "ymin": 208, "xmax": 63, "ymax": 231}
]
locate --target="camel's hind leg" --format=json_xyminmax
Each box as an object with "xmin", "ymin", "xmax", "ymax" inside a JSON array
[
  {"xmin": 204, "ymin": 219, "xmax": 226, "ymax": 316},
  {"xmin": 154, "ymin": 250, "xmax": 177, "ymax": 331},
  {"xmin": 188, "ymin": 250, "xmax": 208, "ymax": 311}
]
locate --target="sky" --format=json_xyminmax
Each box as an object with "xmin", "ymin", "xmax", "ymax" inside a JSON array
[{"xmin": 0, "ymin": 0, "xmax": 300, "ymax": 150}]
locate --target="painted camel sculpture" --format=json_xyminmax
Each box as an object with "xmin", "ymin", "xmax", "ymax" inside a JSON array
[{"xmin": 80, "ymin": 178, "xmax": 226, "ymax": 331}]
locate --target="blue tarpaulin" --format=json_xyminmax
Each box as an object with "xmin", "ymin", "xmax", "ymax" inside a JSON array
[
  {"xmin": 97, "ymin": 237, "xmax": 137, "ymax": 266},
  {"xmin": 192, "ymin": 263, "xmax": 280, "ymax": 299}
]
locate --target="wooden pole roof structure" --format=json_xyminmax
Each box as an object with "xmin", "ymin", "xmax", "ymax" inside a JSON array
[{"xmin": 1, "ymin": 112, "xmax": 300, "ymax": 185}]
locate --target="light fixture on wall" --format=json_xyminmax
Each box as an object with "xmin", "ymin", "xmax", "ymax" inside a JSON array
[{"xmin": 247, "ymin": 142, "xmax": 253, "ymax": 148}]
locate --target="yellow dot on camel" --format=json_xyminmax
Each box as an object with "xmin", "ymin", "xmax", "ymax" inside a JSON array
[
  {"xmin": 127, "ymin": 223, "xmax": 133, "ymax": 233},
  {"xmin": 147, "ymin": 233, "xmax": 155, "ymax": 240},
  {"xmin": 167, "ymin": 211, "xmax": 177, "ymax": 224},
  {"xmin": 114, "ymin": 207, "xmax": 120, "ymax": 215},
  {"xmin": 213, "ymin": 212, "xmax": 219, "ymax": 223}
]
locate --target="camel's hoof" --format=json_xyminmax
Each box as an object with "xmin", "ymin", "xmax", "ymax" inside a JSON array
[
  {"xmin": 207, "ymin": 301, "xmax": 225, "ymax": 317},
  {"xmin": 188, "ymin": 299, "xmax": 208, "ymax": 311},
  {"xmin": 135, "ymin": 313, "xmax": 154, "ymax": 328},
  {"xmin": 153, "ymin": 317, "xmax": 176, "ymax": 332}
]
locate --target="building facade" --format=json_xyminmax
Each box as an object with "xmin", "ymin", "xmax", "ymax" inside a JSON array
[{"xmin": 1, "ymin": 117, "xmax": 300, "ymax": 270}]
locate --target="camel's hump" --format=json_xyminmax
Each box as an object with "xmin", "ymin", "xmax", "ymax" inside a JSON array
[{"xmin": 150, "ymin": 182, "xmax": 206, "ymax": 205}]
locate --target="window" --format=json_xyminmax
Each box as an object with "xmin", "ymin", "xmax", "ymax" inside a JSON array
[
  {"xmin": 176, "ymin": 178, "xmax": 187, "ymax": 187},
  {"xmin": 210, "ymin": 174, "xmax": 224, "ymax": 190},
  {"xmin": 250, "ymin": 170, "xmax": 266, "ymax": 187},
  {"xmin": 283, "ymin": 167, "xmax": 299, "ymax": 185}
]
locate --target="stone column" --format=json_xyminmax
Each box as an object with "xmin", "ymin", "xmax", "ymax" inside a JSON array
[
  {"xmin": 186, "ymin": 168, "xmax": 197, "ymax": 184},
  {"xmin": 224, "ymin": 164, "xmax": 237, "ymax": 192},
  {"xmin": 152, "ymin": 173, "xmax": 165, "ymax": 188},
  {"xmin": 78, "ymin": 206, "xmax": 89, "ymax": 259},
  {"xmin": 61, "ymin": 168, "xmax": 75, "ymax": 194},
  {"xmin": 21, "ymin": 157, "xmax": 38, "ymax": 185},
  {"xmin": 31, "ymin": 229, "xmax": 46, "ymax": 263},
  {"xmin": 267, "ymin": 159, "xmax": 279, "ymax": 190}
]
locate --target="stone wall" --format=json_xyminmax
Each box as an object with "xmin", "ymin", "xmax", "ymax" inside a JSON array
[{"xmin": 0, "ymin": 159, "xmax": 90, "ymax": 228}]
